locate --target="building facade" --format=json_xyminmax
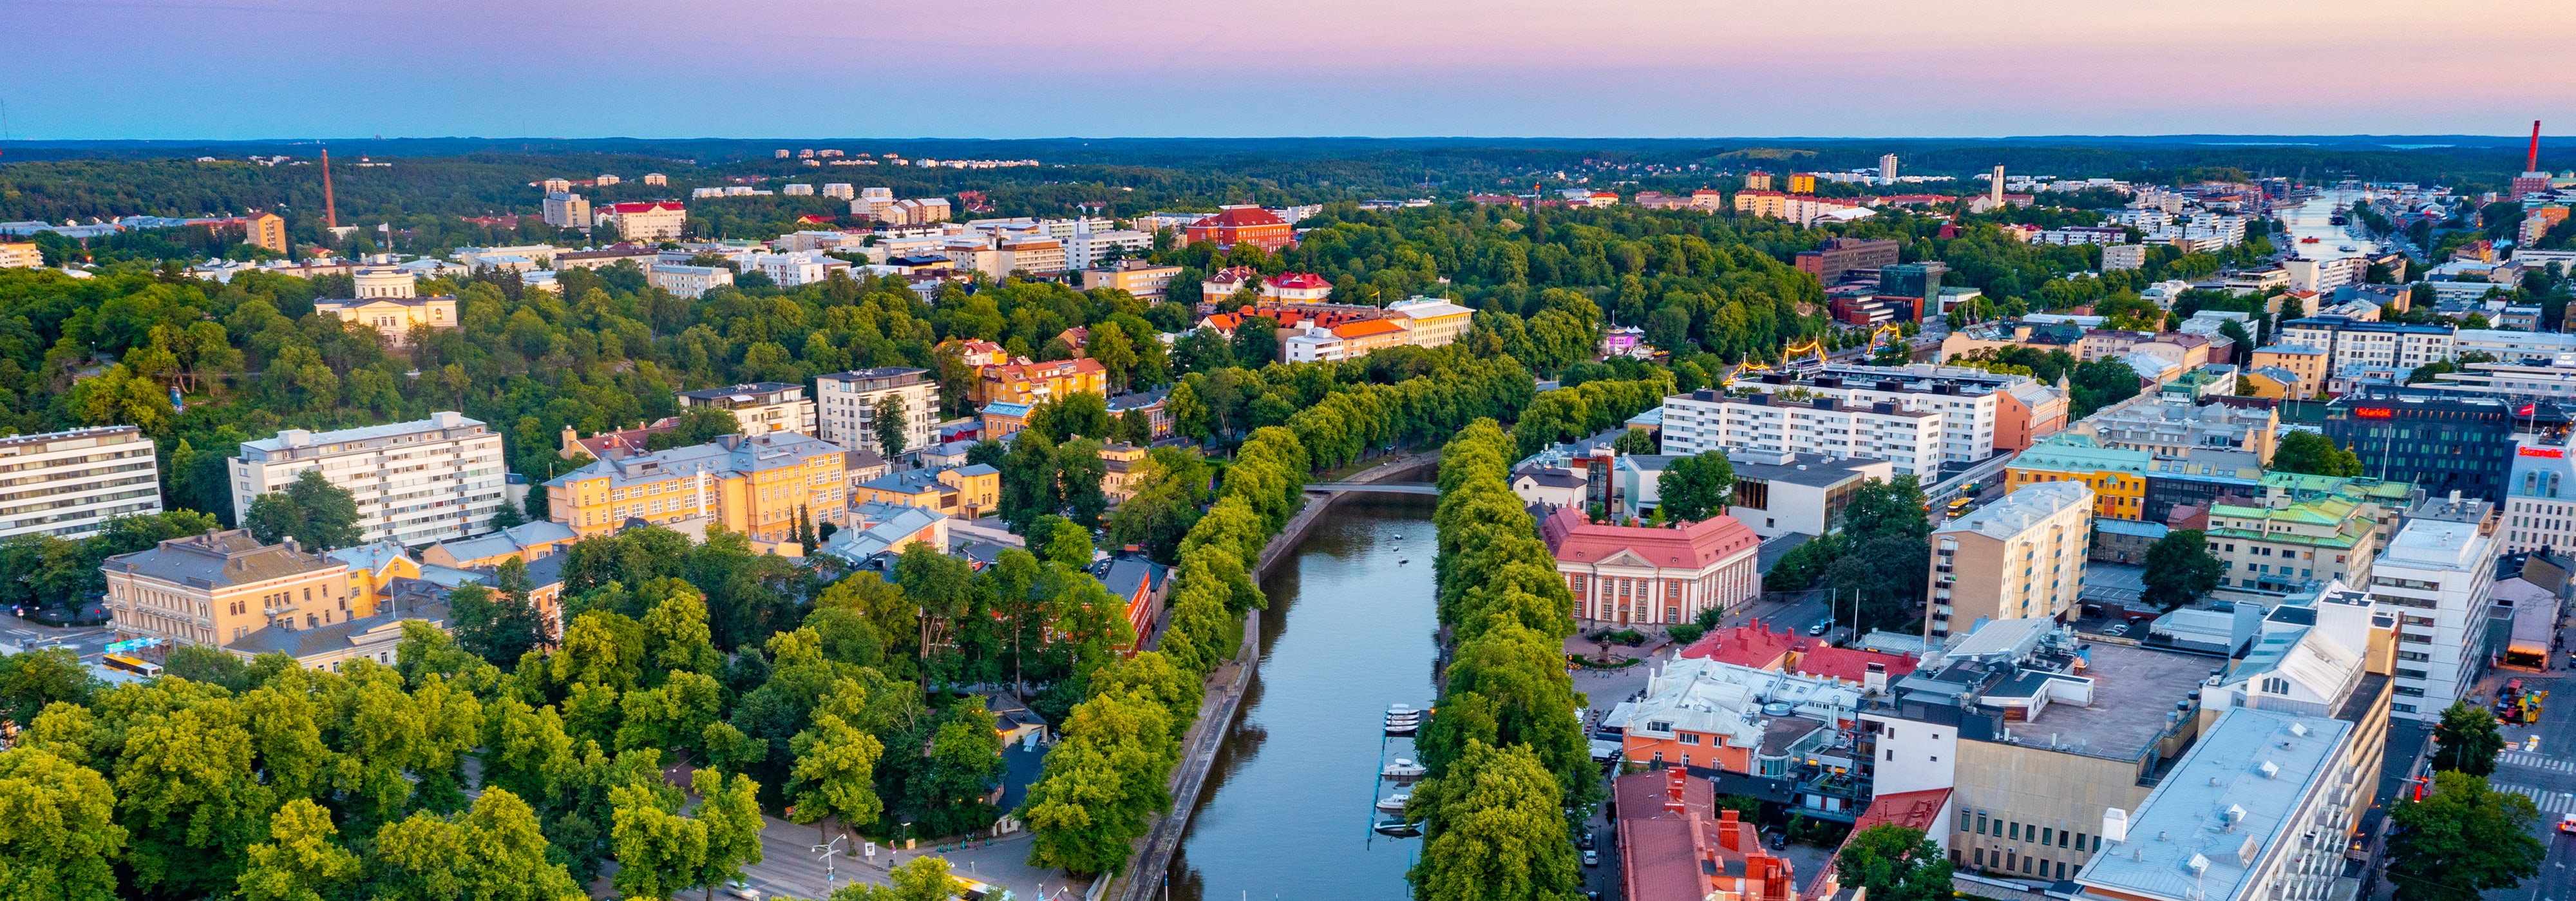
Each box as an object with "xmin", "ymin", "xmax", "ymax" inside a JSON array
[
  {"xmin": 1661, "ymin": 390, "xmax": 1945, "ymax": 480},
  {"xmin": 315, "ymin": 296, "xmax": 458, "ymax": 345},
  {"xmin": 2367, "ymin": 517, "xmax": 2498, "ymax": 721},
  {"xmin": 2503, "ymin": 435, "xmax": 2576, "ymax": 553},
  {"xmin": 102, "ymin": 529, "xmax": 354, "ymax": 647},
  {"xmin": 1926, "ymin": 481, "xmax": 2093, "ymax": 641},
  {"xmin": 229, "ymin": 412, "xmax": 508, "ymax": 547},
  {"xmin": 1544, "ymin": 508, "xmax": 1763, "ymax": 628},
  {"xmin": 0, "ymin": 426, "xmax": 164, "ymax": 540},
  {"xmin": 816, "ymin": 368, "xmax": 937, "ymax": 457},
  {"xmin": 976, "ymin": 357, "xmax": 1108, "ymax": 405},
  {"xmin": 2324, "ymin": 389, "xmax": 2517, "ymax": 503},
  {"xmin": 542, "ymin": 192, "xmax": 591, "ymax": 229},
  {"xmin": 2005, "ymin": 435, "xmax": 2152, "ymax": 522},
  {"xmin": 2277, "ymin": 316, "xmax": 2455, "ymax": 380},
  {"xmin": 545, "ymin": 432, "xmax": 848, "ymax": 542},
  {"xmin": 1181, "ymin": 206, "xmax": 1294, "ymax": 252},
  {"xmin": 676, "ymin": 382, "xmax": 818, "ymax": 437},
  {"xmin": 598, "ymin": 202, "xmax": 687, "ymax": 241}
]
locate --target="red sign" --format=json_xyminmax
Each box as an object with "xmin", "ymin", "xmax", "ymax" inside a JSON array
[
  {"xmin": 2353, "ymin": 408, "xmax": 2393, "ymax": 419},
  {"xmin": 2523, "ymin": 446, "xmax": 2565, "ymax": 459}
]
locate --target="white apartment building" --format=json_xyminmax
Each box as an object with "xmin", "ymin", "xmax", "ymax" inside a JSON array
[
  {"xmin": 1716, "ymin": 364, "xmax": 2056, "ymax": 465},
  {"xmin": 0, "ymin": 426, "xmax": 164, "ymax": 540},
  {"xmin": 228, "ymin": 412, "xmax": 508, "ymax": 547},
  {"xmin": 648, "ymin": 263, "xmax": 734, "ymax": 298},
  {"xmin": 676, "ymin": 382, "xmax": 817, "ymax": 437},
  {"xmin": 2503, "ymin": 435, "xmax": 2576, "ymax": 555},
  {"xmin": 2366, "ymin": 517, "xmax": 2497, "ymax": 721},
  {"xmin": 815, "ymin": 368, "xmax": 937, "ymax": 457},
  {"xmin": 2099, "ymin": 244, "xmax": 2146, "ymax": 272},
  {"xmin": 2275, "ymin": 316, "xmax": 2455, "ymax": 379},
  {"xmin": 1660, "ymin": 389, "xmax": 1944, "ymax": 480},
  {"xmin": 2285, "ymin": 256, "xmax": 2368, "ymax": 294},
  {"xmin": 1060, "ymin": 225, "xmax": 1153, "ymax": 270},
  {"xmin": 2452, "ymin": 330, "xmax": 2576, "ymax": 366},
  {"xmin": 746, "ymin": 251, "xmax": 837, "ymax": 287},
  {"xmin": 541, "ymin": 192, "xmax": 590, "ymax": 230},
  {"xmin": 782, "ymin": 184, "xmax": 814, "ymax": 196},
  {"xmin": 822, "ymin": 184, "xmax": 855, "ymax": 200},
  {"xmin": 0, "ymin": 242, "xmax": 44, "ymax": 269}
]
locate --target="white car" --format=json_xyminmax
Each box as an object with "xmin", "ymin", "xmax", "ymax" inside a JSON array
[
  {"xmin": 2559, "ymin": 813, "xmax": 2576, "ymax": 835},
  {"xmin": 727, "ymin": 881, "xmax": 761, "ymax": 900}
]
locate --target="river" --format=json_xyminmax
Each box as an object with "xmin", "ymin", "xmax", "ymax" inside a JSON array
[
  {"xmin": 1166, "ymin": 493, "xmax": 1440, "ymax": 901},
  {"xmin": 2275, "ymin": 188, "xmax": 2384, "ymax": 261}
]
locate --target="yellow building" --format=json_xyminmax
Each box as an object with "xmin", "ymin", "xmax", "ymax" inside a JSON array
[
  {"xmin": 2240, "ymin": 366, "xmax": 2299, "ymax": 399},
  {"xmin": 852, "ymin": 464, "xmax": 1001, "ymax": 520},
  {"xmin": 1926, "ymin": 480, "xmax": 2092, "ymax": 641},
  {"xmin": 326, "ymin": 542, "xmax": 420, "ymax": 618},
  {"xmin": 1101, "ymin": 442, "xmax": 1150, "ymax": 502},
  {"xmin": 101, "ymin": 529, "xmax": 354, "ymax": 648},
  {"xmin": 247, "ymin": 213, "xmax": 289, "ymax": 254},
  {"xmin": 1387, "ymin": 298, "xmax": 1475, "ymax": 349},
  {"xmin": 2003, "ymin": 434, "xmax": 2152, "ymax": 521},
  {"xmin": 1787, "ymin": 173, "xmax": 1818, "ymax": 193},
  {"xmin": 2249, "ymin": 345, "xmax": 2329, "ymax": 397},
  {"xmin": 976, "ymin": 357, "xmax": 1108, "ymax": 405},
  {"xmin": 546, "ymin": 432, "xmax": 848, "ymax": 543},
  {"xmin": 0, "ymin": 242, "xmax": 43, "ymax": 269},
  {"xmin": 316, "ymin": 296, "xmax": 459, "ymax": 345}
]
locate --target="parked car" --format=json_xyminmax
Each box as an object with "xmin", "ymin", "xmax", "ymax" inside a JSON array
[
  {"xmin": 1807, "ymin": 620, "xmax": 1831, "ymax": 636},
  {"xmin": 1583, "ymin": 849, "xmax": 1600, "ymax": 867},
  {"xmin": 2105, "ymin": 623, "xmax": 2130, "ymax": 636},
  {"xmin": 1579, "ymin": 831, "xmax": 1596, "ymax": 850}
]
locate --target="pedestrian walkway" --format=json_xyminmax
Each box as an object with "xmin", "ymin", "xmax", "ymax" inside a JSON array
[
  {"xmin": 2501, "ymin": 750, "xmax": 2576, "ymax": 773},
  {"xmin": 2496, "ymin": 782, "xmax": 2576, "ymax": 813}
]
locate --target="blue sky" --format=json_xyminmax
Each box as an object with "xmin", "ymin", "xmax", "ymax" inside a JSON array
[{"xmin": 5, "ymin": 0, "xmax": 2570, "ymax": 140}]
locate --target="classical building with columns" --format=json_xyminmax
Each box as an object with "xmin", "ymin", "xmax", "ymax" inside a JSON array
[{"xmin": 1543, "ymin": 508, "xmax": 1763, "ymax": 628}]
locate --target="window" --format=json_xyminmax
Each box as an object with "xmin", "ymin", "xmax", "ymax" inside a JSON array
[
  {"xmin": 2009, "ymin": 822, "xmax": 2020, "ymax": 840},
  {"xmin": 1977, "ymin": 814, "xmax": 1989, "ymax": 835},
  {"xmin": 2040, "ymin": 828, "xmax": 2052, "ymax": 846}
]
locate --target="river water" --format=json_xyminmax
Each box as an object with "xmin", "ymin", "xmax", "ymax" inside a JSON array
[
  {"xmin": 2275, "ymin": 189, "xmax": 2383, "ymax": 260},
  {"xmin": 1166, "ymin": 493, "xmax": 1440, "ymax": 901}
]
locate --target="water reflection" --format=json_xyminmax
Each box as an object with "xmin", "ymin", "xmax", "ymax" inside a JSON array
[{"xmin": 1168, "ymin": 494, "xmax": 1439, "ymax": 901}]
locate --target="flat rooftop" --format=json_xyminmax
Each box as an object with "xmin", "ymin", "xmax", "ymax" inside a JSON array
[{"xmin": 2003, "ymin": 643, "xmax": 2217, "ymax": 761}]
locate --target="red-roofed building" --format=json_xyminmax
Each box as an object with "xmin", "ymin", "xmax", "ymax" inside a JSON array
[
  {"xmin": 1618, "ymin": 770, "xmax": 1799, "ymax": 901},
  {"xmin": 1197, "ymin": 312, "xmax": 1242, "ymax": 338},
  {"xmin": 598, "ymin": 201, "xmax": 687, "ymax": 241},
  {"xmin": 1545, "ymin": 508, "xmax": 1761, "ymax": 627},
  {"xmin": 1198, "ymin": 265, "xmax": 1258, "ymax": 304},
  {"xmin": 1681, "ymin": 622, "xmax": 1801, "ymax": 670},
  {"xmin": 942, "ymin": 339, "xmax": 1010, "ymax": 368},
  {"xmin": 1183, "ymin": 206, "xmax": 1293, "ymax": 252},
  {"xmin": 1329, "ymin": 317, "xmax": 1412, "ymax": 355},
  {"xmin": 1260, "ymin": 272, "xmax": 1334, "ymax": 302},
  {"xmin": 1793, "ymin": 643, "xmax": 1918, "ymax": 687},
  {"xmin": 559, "ymin": 418, "xmax": 679, "ymax": 461},
  {"xmin": 1805, "ymin": 788, "xmax": 1953, "ymax": 899}
]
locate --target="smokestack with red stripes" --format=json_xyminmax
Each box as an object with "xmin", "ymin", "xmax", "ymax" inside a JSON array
[{"xmin": 2531, "ymin": 120, "xmax": 2544, "ymax": 174}]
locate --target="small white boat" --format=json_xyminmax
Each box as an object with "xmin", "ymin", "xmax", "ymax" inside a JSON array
[
  {"xmin": 1383, "ymin": 759, "xmax": 1427, "ymax": 779},
  {"xmin": 1376, "ymin": 793, "xmax": 1411, "ymax": 813}
]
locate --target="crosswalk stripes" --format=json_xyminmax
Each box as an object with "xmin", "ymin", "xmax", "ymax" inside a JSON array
[
  {"xmin": 2496, "ymin": 783, "xmax": 2576, "ymax": 814},
  {"xmin": 2500, "ymin": 751, "xmax": 2576, "ymax": 773}
]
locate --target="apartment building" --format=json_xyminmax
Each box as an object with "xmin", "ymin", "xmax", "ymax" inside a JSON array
[
  {"xmin": 545, "ymin": 432, "xmax": 849, "ymax": 542},
  {"xmin": 1713, "ymin": 365, "xmax": 2067, "ymax": 465},
  {"xmin": 851, "ymin": 464, "xmax": 1000, "ymax": 520},
  {"xmin": 647, "ymin": 263, "xmax": 733, "ymax": 298},
  {"xmin": 815, "ymin": 368, "xmax": 937, "ymax": 457},
  {"xmin": 2324, "ymin": 389, "xmax": 2518, "ymax": 503},
  {"xmin": 316, "ymin": 296, "xmax": 459, "ymax": 345},
  {"xmin": 2277, "ymin": 316, "xmax": 2455, "ymax": 379},
  {"xmin": 1542, "ymin": 507, "xmax": 1763, "ymax": 628},
  {"xmin": 676, "ymin": 382, "xmax": 817, "ymax": 437},
  {"xmin": 0, "ymin": 242, "xmax": 43, "ymax": 269},
  {"xmin": 1182, "ymin": 205, "xmax": 1294, "ymax": 252},
  {"xmin": 2203, "ymin": 495, "xmax": 2382, "ymax": 594},
  {"xmin": 2005, "ymin": 435, "xmax": 2152, "ymax": 521},
  {"xmin": 1660, "ymin": 390, "xmax": 1945, "ymax": 480},
  {"xmin": 746, "ymin": 250, "xmax": 840, "ymax": 287},
  {"xmin": 976, "ymin": 357, "xmax": 1108, "ymax": 405},
  {"xmin": 101, "ymin": 529, "xmax": 354, "ymax": 647},
  {"xmin": 2073, "ymin": 709, "xmax": 2357, "ymax": 901},
  {"xmin": 1926, "ymin": 480, "xmax": 2092, "ymax": 641},
  {"xmin": 1794, "ymin": 237, "xmax": 1901, "ymax": 285},
  {"xmin": 2503, "ymin": 435, "xmax": 2576, "ymax": 553},
  {"xmin": 1385, "ymin": 297, "xmax": 1477, "ymax": 348},
  {"xmin": 228, "ymin": 412, "xmax": 508, "ymax": 547},
  {"xmin": 1081, "ymin": 261, "xmax": 1185, "ymax": 300},
  {"xmin": 2249, "ymin": 345, "xmax": 2329, "ymax": 397},
  {"xmin": 2069, "ymin": 393, "xmax": 2279, "ymax": 464},
  {"xmin": 542, "ymin": 192, "xmax": 591, "ymax": 229},
  {"xmin": 596, "ymin": 201, "xmax": 687, "ymax": 242},
  {"xmin": 0, "ymin": 426, "xmax": 164, "ymax": 540},
  {"xmin": 2285, "ymin": 256, "xmax": 2369, "ymax": 294},
  {"xmin": 1057, "ymin": 225, "xmax": 1152, "ymax": 270},
  {"xmin": 1733, "ymin": 191, "xmax": 1868, "ymax": 226},
  {"xmin": 2450, "ymin": 330, "xmax": 2576, "ymax": 366},
  {"xmin": 2367, "ymin": 517, "xmax": 2498, "ymax": 720}
]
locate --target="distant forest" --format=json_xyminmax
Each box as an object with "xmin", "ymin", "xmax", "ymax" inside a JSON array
[{"xmin": 0, "ymin": 136, "xmax": 2557, "ymax": 245}]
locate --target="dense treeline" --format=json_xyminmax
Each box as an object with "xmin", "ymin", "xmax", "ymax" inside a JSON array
[{"xmin": 1410, "ymin": 420, "xmax": 1594, "ymax": 901}]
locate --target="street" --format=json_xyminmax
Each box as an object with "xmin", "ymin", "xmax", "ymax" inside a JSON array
[{"xmin": 2480, "ymin": 660, "xmax": 2576, "ymax": 901}]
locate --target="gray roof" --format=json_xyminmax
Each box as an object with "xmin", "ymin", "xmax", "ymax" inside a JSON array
[
  {"xmin": 820, "ymin": 502, "xmax": 949, "ymax": 563},
  {"xmin": 429, "ymin": 520, "xmax": 576, "ymax": 563},
  {"xmin": 240, "ymin": 412, "xmax": 484, "ymax": 455},
  {"xmin": 1938, "ymin": 480, "xmax": 2090, "ymax": 542},
  {"xmin": 226, "ymin": 597, "xmax": 450, "ymax": 659},
  {"xmin": 1727, "ymin": 451, "xmax": 1888, "ymax": 488},
  {"xmin": 545, "ymin": 432, "xmax": 845, "ymax": 489},
  {"xmin": 2075, "ymin": 708, "xmax": 2350, "ymax": 901},
  {"xmin": 104, "ymin": 529, "xmax": 341, "ymax": 589},
  {"xmin": 2093, "ymin": 518, "xmax": 2170, "ymax": 539},
  {"xmin": 1099, "ymin": 557, "xmax": 1167, "ymax": 599}
]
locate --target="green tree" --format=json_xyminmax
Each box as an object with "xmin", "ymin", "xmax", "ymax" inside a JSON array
[
  {"xmin": 2272, "ymin": 431, "xmax": 2363, "ymax": 477},
  {"xmin": 1837, "ymin": 824, "xmax": 1953, "ymax": 901},
  {"xmin": 1610, "ymin": 427, "xmax": 1657, "ymax": 454},
  {"xmin": 447, "ymin": 558, "xmax": 547, "ymax": 665},
  {"xmin": 0, "ymin": 647, "xmax": 95, "ymax": 728},
  {"xmin": 831, "ymin": 855, "xmax": 958, "ymax": 901},
  {"xmin": 647, "ymin": 404, "xmax": 744, "ymax": 451},
  {"xmin": 0, "ymin": 748, "xmax": 127, "ymax": 901},
  {"xmin": 244, "ymin": 469, "xmax": 363, "ymax": 550},
  {"xmin": 1405, "ymin": 739, "xmax": 1580, "ymax": 901},
  {"xmin": 368, "ymin": 788, "xmax": 587, "ymax": 901},
  {"xmin": 999, "ymin": 430, "xmax": 1061, "ymax": 535},
  {"xmin": 785, "ymin": 679, "xmax": 887, "ymax": 849},
  {"xmin": 1656, "ymin": 450, "xmax": 1737, "ymax": 522},
  {"xmin": 2386, "ymin": 770, "xmax": 2545, "ymax": 901},
  {"xmin": 2431, "ymin": 699, "xmax": 2505, "ymax": 776},
  {"xmin": 2139, "ymin": 529, "xmax": 2225, "ymax": 609},
  {"xmin": 1058, "ymin": 437, "xmax": 1110, "ymax": 529},
  {"xmin": 875, "ymin": 393, "xmax": 911, "ymax": 457},
  {"xmin": 237, "ymin": 799, "xmax": 361, "ymax": 901}
]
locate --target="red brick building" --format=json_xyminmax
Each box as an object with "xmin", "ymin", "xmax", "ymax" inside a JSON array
[
  {"xmin": 1618, "ymin": 770, "xmax": 1799, "ymax": 901},
  {"xmin": 1183, "ymin": 206, "xmax": 1294, "ymax": 252}
]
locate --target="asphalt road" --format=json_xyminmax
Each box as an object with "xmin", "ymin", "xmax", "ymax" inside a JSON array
[{"xmin": 2478, "ymin": 644, "xmax": 2576, "ymax": 901}]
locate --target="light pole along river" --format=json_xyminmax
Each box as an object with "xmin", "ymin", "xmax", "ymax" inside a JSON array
[{"xmin": 1166, "ymin": 492, "xmax": 1441, "ymax": 901}]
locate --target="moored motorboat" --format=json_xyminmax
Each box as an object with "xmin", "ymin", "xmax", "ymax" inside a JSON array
[
  {"xmin": 1376, "ymin": 793, "xmax": 1411, "ymax": 813},
  {"xmin": 1382, "ymin": 758, "xmax": 1427, "ymax": 779},
  {"xmin": 1385, "ymin": 703, "xmax": 1424, "ymax": 735},
  {"xmin": 1372, "ymin": 819, "xmax": 1421, "ymax": 837}
]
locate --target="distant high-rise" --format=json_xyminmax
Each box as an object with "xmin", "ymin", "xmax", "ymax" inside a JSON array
[
  {"xmin": 1989, "ymin": 165, "xmax": 2005, "ymax": 204},
  {"xmin": 1879, "ymin": 153, "xmax": 1899, "ymax": 182},
  {"xmin": 247, "ymin": 212, "xmax": 288, "ymax": 254}
]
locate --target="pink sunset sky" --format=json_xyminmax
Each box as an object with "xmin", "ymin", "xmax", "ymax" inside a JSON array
[{"xmin": 6, "ymin": 0, "xmax": 2572, "ymax": 140}]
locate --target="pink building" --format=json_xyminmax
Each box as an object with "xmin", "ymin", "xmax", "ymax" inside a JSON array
[{"xmin": 1544, "ymin": 509, "xmax": 1762, "ymax": 627}]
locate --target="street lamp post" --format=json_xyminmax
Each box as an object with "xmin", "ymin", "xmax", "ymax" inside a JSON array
[{"xmin": 811, "ymin": 835, "xmax": 844, "ymax": 893}]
